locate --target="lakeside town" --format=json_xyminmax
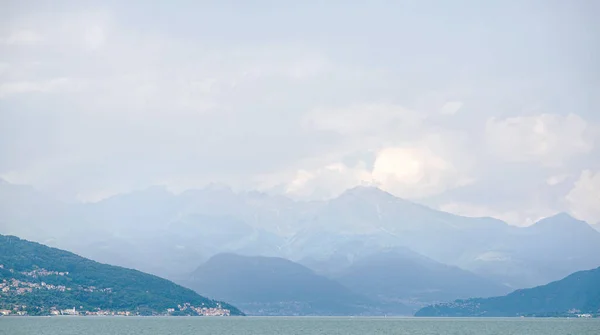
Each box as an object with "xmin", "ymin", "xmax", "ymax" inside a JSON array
[
  {"xmin": 0, "ymin": 264, "xmax": 232, "ymax": 317},
  {"xmin": 0, "ymin": 266, "xmax": 109, "ymax": 296},
  {"xmin": 0, "ymin": 305, "xmax": 231, "ymax": 317}
]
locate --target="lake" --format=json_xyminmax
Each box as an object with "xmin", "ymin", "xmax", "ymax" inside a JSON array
[{"xmin": 1, "ymin": 316, "xmax": 599, "ymax": 335}]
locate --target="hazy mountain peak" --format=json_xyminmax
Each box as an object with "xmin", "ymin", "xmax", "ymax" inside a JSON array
[
  {"xmin": 526, "ymin": 212, "xmax": 600, "ymax": 248},
  {"xmin": 337, "ymin": 186, "xmax": 397, "ymax": 201},
  {"xmin": 96, "ymin": 185, "xmax": 174, "ymax": 208},
  {"xmin": 546, "ymin": 212, "xmax": 577, "ymax": 221},
  {"xmin": 533, "ymin": 212, "xmax": 590, "ymax": 229}
]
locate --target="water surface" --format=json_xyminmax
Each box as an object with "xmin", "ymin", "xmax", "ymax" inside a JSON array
[{"xmin": 1, "ymin": 316, "xmax": 598, "ymax": 335}]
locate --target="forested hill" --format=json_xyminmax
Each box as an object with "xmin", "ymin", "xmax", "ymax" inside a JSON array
[
  {"xmin": 415, "ymin": 266, "xmax": 600, "ymax": 317},
  {"xmin": 0, "ymin": 235, "xmax": 243, "ymax": 316}
]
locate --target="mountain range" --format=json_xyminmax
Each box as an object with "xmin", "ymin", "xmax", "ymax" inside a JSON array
[
  {"xmin": 0, "ymin": 234, "xmax": 242, "ymax": 316},
  {"xmin": 332, "ymin": 248, "xmax": 511, "ymax": 308},
  {"xmin": 1, "ymin": 180, "xmax": 600, "ymax": 308},
  {"xmin": 181, "ymin": 250, "xmax": 512, "ymax": 315},
  {"xmin": 183, "ymin": 253, "xmax": 399, "ymax": 316},
  {"xmin": 415, "ymin": 266, "xmax": 600, "ymax": 317}
]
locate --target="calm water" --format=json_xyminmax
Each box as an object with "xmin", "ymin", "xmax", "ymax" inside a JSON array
[{"xmin": 1, "ymin": 317, "xmax": 599, "ymax": 335}]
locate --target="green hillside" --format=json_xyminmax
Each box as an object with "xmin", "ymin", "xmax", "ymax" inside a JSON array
[
  {"xmin": 0, "ymin": 235, "xmax": 243, "ymax": 316},
  {"xmin": 415, "ymin": 266, "xmax": 600, "ymax": 317}
]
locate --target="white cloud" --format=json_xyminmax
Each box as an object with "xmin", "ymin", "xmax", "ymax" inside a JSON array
[
  {"xmin": 1, "ymin": 1, "xmax": 598, "ymax": 216},
  {"xmin": 1, "ymin": 30, "xmax": 43, "ymax": 45},
  {"xmin": 304, "ymin": 104, "xmax": 423, "ymax": 135},
  {"xmin": 439, "ymin": 101, "xmax": 463, "ymax": 115},
  {"xmin": 282, "ymin": 142, "xmax": 471, "ymax": 200},
  {"xmin": 566, "ymin": 170, "xmax": 600, "ymax": 224},
  {"xmin": 285, "ymin": 58, "xmax": 330, "ymax": 80},
  {"xmin": 0, "ymin": 62, "xmax": 10, "ymax": 76},
  {"xmin": 485, "ymin": 113, "xmax": 593, "ymax": 166},
  {"xmin": 83, "ymin": 25, "xmax": 107, "ymax": 49},
  {"xmin": 280, "ymin": 101, "xmax": 476, "ymax": 200},
  {"xmin": 0, "ymin": 78, "xmax": 83, "ymax": 98},
  {"xmin": 546, "ymin": 174, "xmax": 570, "ymax": 186},
  {"xmin": 372, "ymin": 146, "xmax": 470, "ymax": 199},
  {"xmin": 1, "ymin": 11, "xmax": 112, "ymax": 50}
]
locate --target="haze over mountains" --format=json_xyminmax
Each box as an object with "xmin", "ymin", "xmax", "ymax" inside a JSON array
[
  {"xmin": 182, "ymin": 251, "xmax": 513, "ymax": 315},
  {"xmin": 2, "ymin": 180, "xmax": 600, "ymax": 315},
  {"xmin": 2, "ymin": 0, "xmax": 599, "ymax": 321},
  {"xmin": 333, "ymin": 248, "xmax": 511, "ymax": 307},
  {"xmin": 184, "ymin": 253, "xmax": 395, "ymax": 316}
]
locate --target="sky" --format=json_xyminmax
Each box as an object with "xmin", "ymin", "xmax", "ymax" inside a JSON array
[{"xmin": 1, "ymin": 0, "xmax": 599, "ymax": 226}]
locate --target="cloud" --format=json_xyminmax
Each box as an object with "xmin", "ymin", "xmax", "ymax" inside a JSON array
[
  {"xmin": 485, "ymin": 114, "xmax": 593, "ymax": 166},
  {"xmin": 439, "ymin": 101, "xmax": 463, "ymax": 115},
  {"xmin": 303, "ymin": 104, "xmax": 423, "ymax": 135},
  {"xmin": 1, "ymin": 30, "xmax": 43, "ymax": 45},
  {"xmin": 281, "ymin": 141, "xmax": 472, "ymax": 200},
  {"xmin": 372, "ymin": 146, "xmax": 470, "ymax": 199},
  {"xmin": 0, "ymin": 78, "xmax": 82, "ymax": 98},
  {"xmin": 0, "ymin": 0, "xmax": 598, "ymax": 226},
  {"xmin": 282, "ymin": 99, "xmax": 475, "ymax": 200},
  {"xmin": 546, "ymin": 174, "xmax": 570, "ymax": 186},
  {"xmin": 0, "ymin": 17, "xmax": 347, "ymax": 200},
  {"xmin": 83, "ymin": 25, "xmax": 107, "ymax": 49},
  {"xmin": 566, "ymin": 170, "xmax": 600, "ymax": 224},
  {"xmin": 8, "ymin": 11, "xmax": 112, "ymax": 48}
]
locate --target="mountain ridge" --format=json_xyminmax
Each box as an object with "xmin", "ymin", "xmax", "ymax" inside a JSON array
[
  {"xmin": 2, "ymin": 180, "xmax": 600, "ymax": 289},
  {"xmin": 334, "ymin": 248, "xmax": 512, "ymax": 310},
  {"xmin": 184, "ymin": 253, "xmax": 410, "ymax": 316}
]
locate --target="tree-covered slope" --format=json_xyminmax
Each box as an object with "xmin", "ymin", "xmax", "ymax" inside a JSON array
[
  {"xmin": 415, "ymin": 266, "xmax": 600, "ymax": 317},
  {"xmin": 0, "ymin": 235, "xmax": 243, "ymax": 316}
]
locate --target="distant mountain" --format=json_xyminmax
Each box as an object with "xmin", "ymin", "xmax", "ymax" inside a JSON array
[
  {"xmin": 183, "ymin": 253, "xmax": 409, "ymax": 316},
  {"xmin": 415, "ymin": 266, "xmax": 600, "ymax": 317},
  {"xmin": 0, "ymin": 183, "xmax": 289, "ymax": 279},
  {"xmin": 2, "ymin": 180, "xmax": 600, "ymax": 290},
  {"xmin": 286, "ymin": 188, "xmax": 600, "ymax": 288},
  {"xmin": 284, "ymin": 187, "xmax": 516, "ymax": 274},
  {"xmin": 333, "ymin": 248, "xmax": 511, "ymax": 310},
  {"xmin": 465, "ymin": 213, "xmax": 600, "ymax": 288},
  {"xmin": 0, "ymin": 180, "xmax": 67, "ymax": 239},
  {"xmin": 0, "ymin": 235, "xmax": 243, "ymax": 316}
]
